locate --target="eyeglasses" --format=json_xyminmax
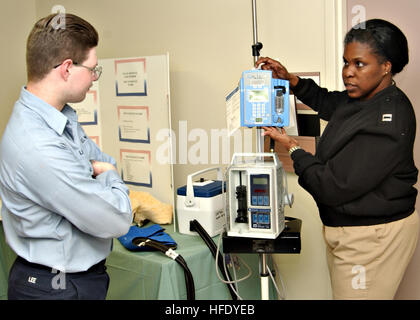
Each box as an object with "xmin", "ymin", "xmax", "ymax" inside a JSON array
[
  {"xmin": 73, "ymin": 62, "xmax": 102, "ymax": 80},
  {"xmin": 53, "ymin": 61, "xmax": 102, "ymax": 80}
]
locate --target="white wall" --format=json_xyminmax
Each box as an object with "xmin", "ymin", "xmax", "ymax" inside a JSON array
[
  {"xmin": 0, "ymin": 0, "xmax": 36, "ymax": 136},
  {"xmin": 1, "ymin": 0, "xmax": 343, "ymax": 299}
]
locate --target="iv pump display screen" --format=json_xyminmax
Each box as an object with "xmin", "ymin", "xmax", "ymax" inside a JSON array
[
  {"xmin": 247, "ymin": 89, "xmax": 269, "ymax": 102},
  {"xmin": 252, "ymin": 177, "xmax": 268, "ymax": 185},
  {"xmin": 250, "ymin": 174, "xmax": 270, "ymax": 207}
]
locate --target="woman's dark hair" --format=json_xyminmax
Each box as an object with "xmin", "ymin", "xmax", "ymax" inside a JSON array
[{"xmin": 344, "ymin": 19, "xmax": 409, "ymax": 75}]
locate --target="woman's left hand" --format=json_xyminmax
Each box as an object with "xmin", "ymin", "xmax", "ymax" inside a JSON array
[{"xmin": 262, "ymin": 127, "xmax": 299, "ymax": 152}]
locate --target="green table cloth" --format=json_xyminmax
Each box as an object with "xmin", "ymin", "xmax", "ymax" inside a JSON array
[{"xmin": 0, "ymin": 222, "xmax": 275, "ymax": 300}]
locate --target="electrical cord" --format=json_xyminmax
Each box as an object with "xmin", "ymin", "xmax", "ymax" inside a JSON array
[
  {"xmin": 133, "ymin": 238, "xmax": 195, "ymax": 300},
  {"xmin": 193, "ymin": 157, "xmax": 291, "ymax": 300},
  {"xmin": 215, "ymin": 227, "xmax": 252, "ymax": 286},
  {"xmin": 230, "ymin": 255, "xmax": 239, "ymax": 294},
  {"xmin": 281, "ymin": 165, "xmax": 293, "ymax": 209},
  {"xmin": 189, "ymin": 219, "xmax": 238, "ymax": 300},
  {"xmin": 267, "ymin": 254, "xmax": 287, "ymax": 300},
  {"xmin": 262, "ymin": 217, "xmax": 297, "ymax": 300}
]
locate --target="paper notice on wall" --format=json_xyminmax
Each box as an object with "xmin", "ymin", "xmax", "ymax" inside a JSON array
[
  {"xmin": 226, "ymin": 86, "xmax": 241, "ymax": 136},
  {"xmin": 71, "ymin": 81, "xmax": 100, "ymax": 125},
  {"xmin": 117, "ymin": 106, "xmax": 150, "ymax": 143},
  {"xmin": 70, "ymin": 81, "xmax": 102, "ymax": 148},
  {"xmin": 284, "ymin": 95, "xmax": 299, "ymax": 136},
  {"xmin": 120, "ymin": 149, "xmax": 152, "ymax": 187},
  {"xmin": 115, "ymin": 58, "xmax": 147, "ymax": 96}
]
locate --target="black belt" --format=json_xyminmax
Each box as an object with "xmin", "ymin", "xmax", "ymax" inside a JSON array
[{"xmin": 16, "ymin": 256, "xmax": 106, "ymax": 274}]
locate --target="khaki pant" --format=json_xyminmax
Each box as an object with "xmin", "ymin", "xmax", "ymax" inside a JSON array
[{"xmin": 323, "ymin": 211, "xmax": 419, "ymax": 300}]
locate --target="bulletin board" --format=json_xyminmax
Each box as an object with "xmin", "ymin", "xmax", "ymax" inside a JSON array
[{"xmin": 70, "ymin": 54, "xmax": 175, "ymax": 207}]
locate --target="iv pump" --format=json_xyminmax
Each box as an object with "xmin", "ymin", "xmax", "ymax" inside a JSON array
[
  {"xmin": 240, "ymin": 69, "xmax": 290, "ymax": 128},
  {"xmin": 225, "ymin": 153, "xmax": 292, "ymax": 239}
]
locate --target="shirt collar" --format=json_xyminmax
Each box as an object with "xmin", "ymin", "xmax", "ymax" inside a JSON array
[{"xmin": 19, "ymin": 86, "xmax": 78, "ymax": 135}]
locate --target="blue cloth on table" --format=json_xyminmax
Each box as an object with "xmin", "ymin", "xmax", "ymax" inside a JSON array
[{"xmin": 118, "ymin": 224, "xmax": 177, "ymax": 251}]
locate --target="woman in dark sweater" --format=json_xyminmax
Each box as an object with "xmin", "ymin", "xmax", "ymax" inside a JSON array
[{"xmin": 258, "ymin": 19, "xmax": 419, "ymax": 299}]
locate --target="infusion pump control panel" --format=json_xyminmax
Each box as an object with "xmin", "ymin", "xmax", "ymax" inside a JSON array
[
  {"xmin": 240, "ymin": 69, "xmax": 290, "ymax": 128},
  {"xmin": 249, "ymin": 174, "xmax": 271, "ymax": 229},
  {"xmin": 226, "ymin": 153, "xmax": 286, "ymax": 239}
]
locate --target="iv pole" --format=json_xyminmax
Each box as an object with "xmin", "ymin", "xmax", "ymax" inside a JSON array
[
  {"xmin": 252, "ymin": 0, "xmax": 264, "ymax": 154},
  {"xmin": 251, "ymin": 0, "xmax": 271, "ymax": 301}
]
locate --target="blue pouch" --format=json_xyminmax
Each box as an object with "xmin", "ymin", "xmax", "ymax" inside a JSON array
[{"xmin": 118, "ymin": 224, "xmax": 177, "ymax": 251}]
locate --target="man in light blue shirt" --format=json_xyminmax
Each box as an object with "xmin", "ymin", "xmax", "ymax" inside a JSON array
[{"xmin": 0, "ymin": 13, "xmax": 132, "ymax": 299}]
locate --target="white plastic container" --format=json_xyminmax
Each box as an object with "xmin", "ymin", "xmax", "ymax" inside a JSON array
[{"xmin": 176, "ymin": 167, "xmax": 226, "ymax": 237}]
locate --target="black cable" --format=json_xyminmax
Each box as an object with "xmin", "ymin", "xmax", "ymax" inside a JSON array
[
  {"xmin": 132, "ymin": 238, "xmax": 195, "ymax": 300},
  {"xmin": 151, "ymin": 241, "xmax": 195, "ymax": 300},
  {"xmin": 175, "ymin": 255, "xmax": 195, "ymax": 300},
  {"xmin": 189, "ymin": 219, "xmax": 238, "ymax": 300},
  {"xmin": 136, "ymin": 239, "xmax": 195, "ymax": 300},
  {"xmin": 269, "ymin": 136, "xmax": 275, "ymax": 152}
]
